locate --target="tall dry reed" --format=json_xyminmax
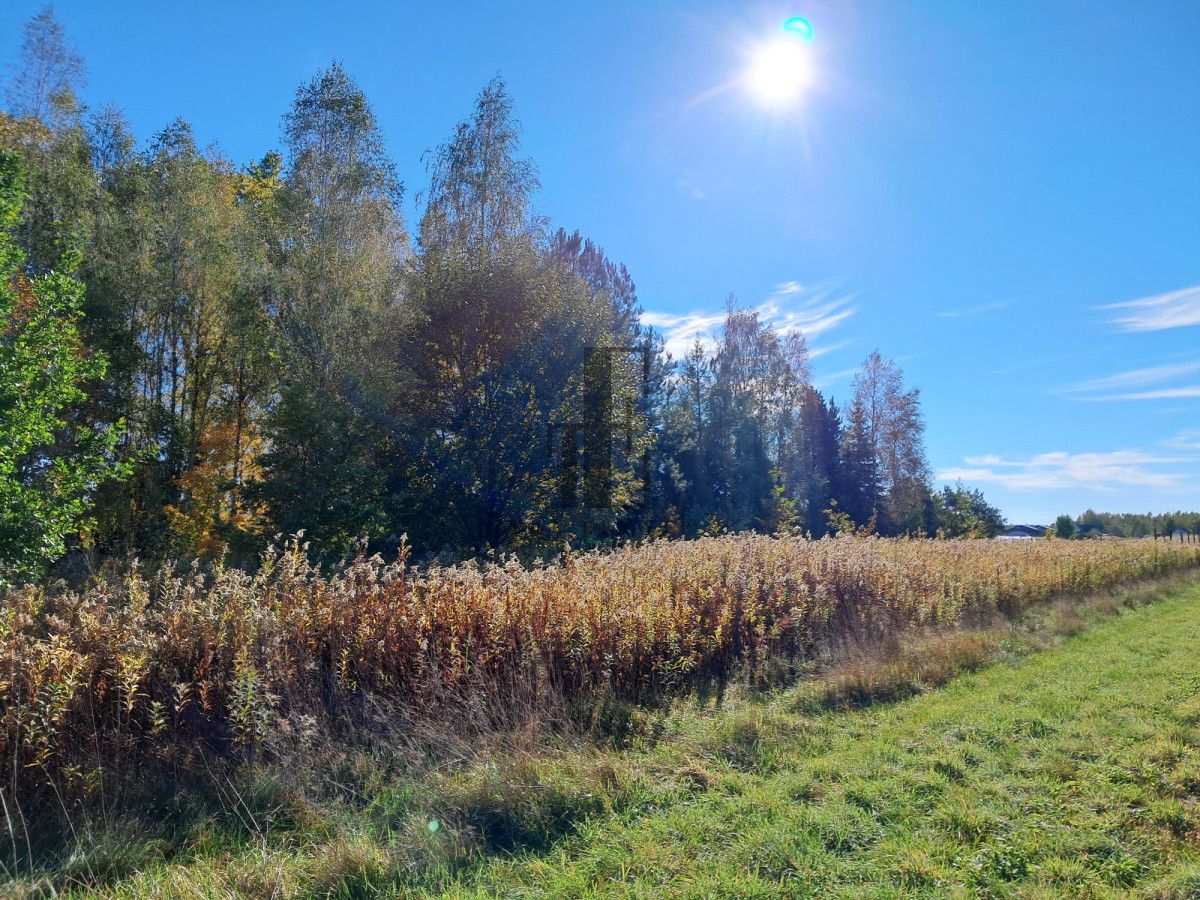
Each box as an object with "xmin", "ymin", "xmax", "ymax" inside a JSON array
[{"xmin": 2, "ymin": 534, "xmax": 1197, "ymax": 801}]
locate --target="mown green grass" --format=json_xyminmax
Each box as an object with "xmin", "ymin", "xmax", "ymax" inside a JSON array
[
  {"xmin": 10, "ymin": 579, "xmax": 1200, "ymax": 897},
  {"xmin": 420, "ymin": 581, "xmax": 1200, "ymax": 898}
]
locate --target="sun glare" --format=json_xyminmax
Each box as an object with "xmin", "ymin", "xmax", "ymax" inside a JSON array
[{"xmin": 746, "ymin": 37, "xmax": 815, "ymax": 107}]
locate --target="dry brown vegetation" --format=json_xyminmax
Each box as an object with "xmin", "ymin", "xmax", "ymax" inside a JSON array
[{"xmin": 3, "ymin": 534, "xmax": 1199, "ymax": 807}]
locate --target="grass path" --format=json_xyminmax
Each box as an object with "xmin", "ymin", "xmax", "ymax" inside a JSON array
[{"xmin": 435, "ymin": 582, "xmax": 1200, "ymax": 898}]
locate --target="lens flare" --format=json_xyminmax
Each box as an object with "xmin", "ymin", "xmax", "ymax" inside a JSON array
[{"xmin": 782, "ymin": 16, "xmax": 814, "ymax": 41}]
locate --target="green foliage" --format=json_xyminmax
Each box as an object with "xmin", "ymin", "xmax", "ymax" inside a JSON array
[
  {"xmin": 256, "ymin": 63, "xmax": 408, "ymax": 557},
  {"xmin": 256, "ymin": 381, "xmax": 392, "ymax": 554},
  {"xmin": 824, "ymin": 498, "xmax": 857, "ymax": 537},
  {"xmin": 852, "ymin": 350, "xmax": 932, "ymax": 535},
  {"xmin": 1055, "ymin": 514, "xmax": 1077, "ymax": 539},
  {"xmin": 406, "ymin": 78, "xmax": 646, "ymax": 552},
  {"xmin": 0, "ymin": 8, "xmax": 991, "ymax": 571},
  {"xmin": 838, "ymin": 397, "xmax": 883, "ymax": 528},
  {"xmin": 0, "ymin": 150, "xmax": 126, "ymax": 582},
  {"xmin": 935, "ymin": 481, "xmax": 1006, "ymax": 538},
  {"xmin": 1076, "ymin": 507, "xmax": 1200, "ymax": 538}
]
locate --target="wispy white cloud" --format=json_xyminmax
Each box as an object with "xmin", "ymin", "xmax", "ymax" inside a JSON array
[
  {"xmin": 936, "ymin": 301, "xmax": 1008, "ymax": 319},
  {"xmin": 1095, "ymin": 386, "xmax": 1200, "ymax": 401},
  {"xmin": 812, "ymin": 366, "xmax": 859, "ymax": 390},
  {"xmin": 1059, "ymin": 360, "xmax": 1200, "ymax": 396},
  {"xmin": 809, "ymin": 339, "xmax": 852, "ymax": 360},
  {"xmin": 759, "ymin": 285, "xmax": 857, "ymax": 340},
  {"xmin": 643, "ymin": 281, "xmax": 857, "ymax": 362},
  {"xmin": 1099, "ymin": 284, "xmax": 1200, "ymax": 332},
  {"xmin": 937, "ymin": 450, "xmax": 1189, "ymax": 492},
  {"xmin": 1163, "ymin": 429, "xmax": 1200, "ymax": 451},
  {"xmin": 640, "ymin": 310, "xmax": 727, "ymax": 359}
]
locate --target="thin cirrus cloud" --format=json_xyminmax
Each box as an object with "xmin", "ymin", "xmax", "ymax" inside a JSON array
[
  {"xmin": 642, "ymin": 281, "xmax": 857, "ymax": 361},
  {"xmin": 936, "ymin": 450, "xmax": 1189, "ymax": 492},
  {"xmin": 935, "ymin": 301, "xmax": 1008, "ymax": 319},
  {"xmin": 809, "ymin": 339, "xmax": 852, "ymax": 360},
  {"xmin": 639, "ymin": 309, "xmax": 726, "ymax": 359},
  {"xmin": 813, "ymin": 366, "xmax": 861, "ymax": 390},
  {"xmin": 1097, "ymin": 386, "xmax": 1200, "ymax": 401},
  {"xmin": 1058, "ymin": 360, "xmax": 1200, "ymax": 399},
  {"xmin": 1099, "ymin": 284, "xmax": 1200, "ymax": 332},
  {"xmin": 1163, "ymin": 429, "xmax": 1200, "ymax": 451}
]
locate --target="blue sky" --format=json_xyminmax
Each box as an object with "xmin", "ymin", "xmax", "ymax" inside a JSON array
[{"xmin": 3, "ymin": 0, "xmax": 1199, "ymax": 524}]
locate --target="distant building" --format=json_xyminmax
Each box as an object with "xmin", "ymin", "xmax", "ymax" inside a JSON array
[{"xmin": 997, "ymin": 524, "xmax": 1047, "ymax": 540}]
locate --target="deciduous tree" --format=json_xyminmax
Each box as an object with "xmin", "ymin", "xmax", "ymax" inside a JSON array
[{"xmin": 0, "ymin": 151, "xmax": 126, "ymax": 582}]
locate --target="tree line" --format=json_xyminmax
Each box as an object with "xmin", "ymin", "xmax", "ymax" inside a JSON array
[
  {"xmin": 1073, "ymin": 510, "xmax": 1200, "ymax": 539},
  {"xmin": 0, "ymin": 8, "xmax": 1003, "ymax": 583}
]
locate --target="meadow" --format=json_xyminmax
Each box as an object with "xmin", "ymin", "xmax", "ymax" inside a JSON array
[
  {"xmin": 428, "ymin": 577, "xmax": 1200, "ymax": 897},
  {"xmin": 1, "ymin": 538, "xmax": 1198, "ymax": 895}
]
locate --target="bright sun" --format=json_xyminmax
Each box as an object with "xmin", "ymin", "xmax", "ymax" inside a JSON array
[{"xmin": 746, "ymin": 38, "xmax": 815, "ymax": 107}]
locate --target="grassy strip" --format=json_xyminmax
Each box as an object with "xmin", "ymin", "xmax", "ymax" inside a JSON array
[
  {"xmin": 433, "ymin": 579, "xmax": 1200, "ymax": 898},
  {"xmin": 5, "ymin": 574, "xmax": 1200, "ymax": 896}
]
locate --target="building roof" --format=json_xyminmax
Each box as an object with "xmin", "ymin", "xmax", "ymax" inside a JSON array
[{"xmin": 998, "ymin": 524, "xmax": 1047, "ymax": 539}]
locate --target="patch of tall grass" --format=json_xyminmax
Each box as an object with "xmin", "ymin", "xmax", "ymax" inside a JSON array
[{"xmin": 2, "ymin": 534, "xmax": 1197, "ymax": 809}]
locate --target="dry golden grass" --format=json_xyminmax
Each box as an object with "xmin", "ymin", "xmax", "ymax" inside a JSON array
[{"xmin": 2, "ymin": 534, "xmax": 1198, "ymax": 804}]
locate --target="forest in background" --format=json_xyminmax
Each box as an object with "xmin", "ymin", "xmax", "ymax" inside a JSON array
[
  {"xmin": 2, "ymin": 7, "xmax": 1032, "ymax": 586},
  {"xmin": 1075, "ymin": 509, "xmax": 1200, "ymax": 538}
]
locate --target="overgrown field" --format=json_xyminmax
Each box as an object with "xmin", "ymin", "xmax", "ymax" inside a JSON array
[
  {"xmin": 4, "ymin": 535, "xmax": 1198, "ymax": 807},
  {"xmin": 430, "ymin": 576, "xmax": 1200, "ymax": 897},
  {"xmin": 5, "ymin": 560, "xmax": 1200, "ymax": 896}
]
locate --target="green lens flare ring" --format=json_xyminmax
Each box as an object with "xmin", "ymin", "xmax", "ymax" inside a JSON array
[{"xmin": 782, "ymin": 17, "xmax": 814, "ymax": 41}]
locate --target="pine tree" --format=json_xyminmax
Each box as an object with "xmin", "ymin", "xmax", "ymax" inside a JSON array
[{"xmin": 838, "ymin": 397, "xmax": 882, "ymax": 530}]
